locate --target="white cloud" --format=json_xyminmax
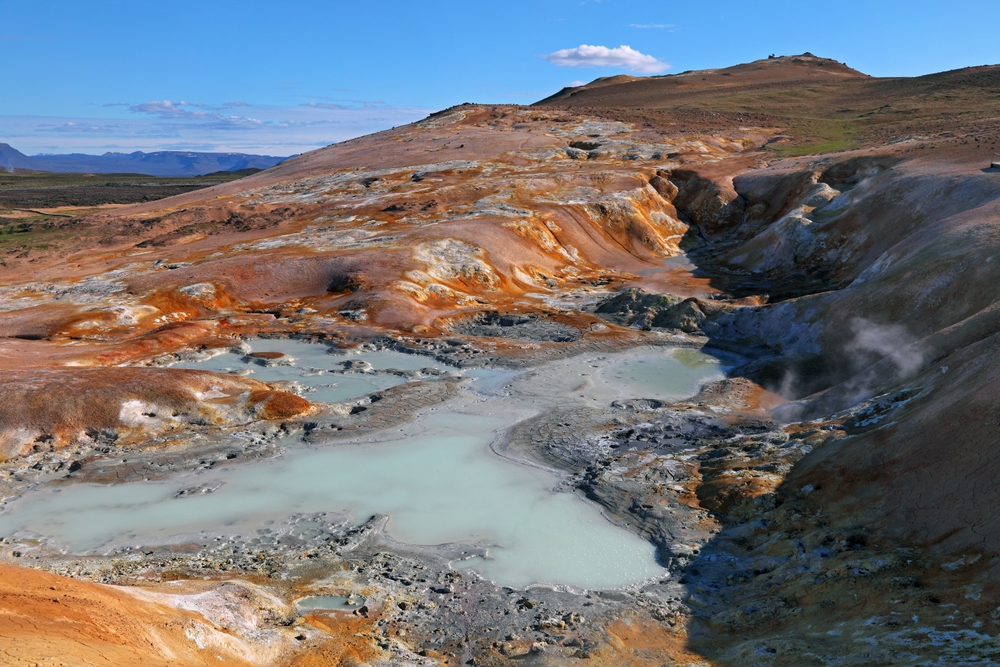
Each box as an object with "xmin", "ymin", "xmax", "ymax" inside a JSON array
[
  {"xmin": 544, "ymin": 44, "xmax": 669, "ymax": 74},
  {"xmin": 130, "ymin": 100, "xmax": 209, "ymax": 119},
  {"xmin": 568, "ymin": 80, "xmax": 587, "ymax": 87},
  {"xmin": 630, "ymin": 23, "xmax": 674, "ymax": 29}
]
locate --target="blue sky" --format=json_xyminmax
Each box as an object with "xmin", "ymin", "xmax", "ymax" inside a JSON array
[{"xmin": 3, "ymin": 0, "xmax": 999, "ymax": 156}]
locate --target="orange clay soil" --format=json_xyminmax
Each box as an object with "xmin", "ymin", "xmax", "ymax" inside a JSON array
[
  {"xmin": 0, "ymin": 564, "xmax": 395, "ymax": 667},
  {"xmin": 0, "ymin": 105, "xmax": 761, "ymax": 324},
  {"xmin": 0, "ymin": 564, "xmax": 263, "ymax": 667},
  {"xmin": 0, "ymin": 99, "xmax": 763, "ymax": 461}
]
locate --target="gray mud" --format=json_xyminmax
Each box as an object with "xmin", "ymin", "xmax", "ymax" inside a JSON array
[{"xmin": 448, "ymin": 312, "xmax": 581, "ymax": 343}]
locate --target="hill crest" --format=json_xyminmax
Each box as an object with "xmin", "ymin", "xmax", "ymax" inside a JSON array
[{"xmin": 537, "ymin": 53, "xmax": 866, "ymax": 105}]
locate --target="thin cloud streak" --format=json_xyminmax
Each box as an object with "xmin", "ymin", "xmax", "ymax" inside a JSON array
[
  {"xmin": 1, "ymin": 102, "xmax": 432, "ymax": 155},
  {"xmin": 301, "ymin": 102, "xmax": 350, "ymax": 110},
  {"xmin": 45, "ymin": 121, "xmax": 120, "ymax": 134}
]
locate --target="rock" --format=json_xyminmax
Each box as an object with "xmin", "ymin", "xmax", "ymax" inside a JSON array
[
  {"xmin": 595, "ymin": 288, "xmax": 708, "ymax": 332},
  {"xmin": 449, "ymin": 312, "xmax": 580, "ymax": 343},
  {"xmin": 249, "ymin": 351, "xmax": 285, "ymax": 360},
  {"xmin": 339, "ymin": 359, "xmax": 374, "ymax": 372},
  {"xmin": 651, "ymin": 297, "xmax": 707, "ymax": 333},
  {"xmin": 649, "ymin": 175, "xmax": 679, "ymax": 200},
  {"xmin": 246, "ymin": 351, "xmax": 294, "ymax": 367}
]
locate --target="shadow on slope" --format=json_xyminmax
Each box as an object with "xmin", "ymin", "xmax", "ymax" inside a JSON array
[
  {"xmin": 592, "ymin": 141, "xmax": 1000, "ymax": 662},
  {"xmin": 655, "ymin": 150, "xmax": 1000, "ymax": 662}
]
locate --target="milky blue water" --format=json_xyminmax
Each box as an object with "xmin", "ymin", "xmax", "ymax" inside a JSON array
[
  {"xmin": 0, "ymin": 343, "xmax": 725, "ymax": 589},
  {"xmin": 295, "ymin": 595, "xmax": 359, "ymax": 611}
]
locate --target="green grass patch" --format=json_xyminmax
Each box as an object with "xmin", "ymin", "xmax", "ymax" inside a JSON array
[
  {"xmin": 0, "ymin": 171, "xmax": 253, "ymax": 209},
  {"xmin": 0, "ymin": 171, "xmax": 245, "ymax": 189},
  {"xmin": 768, "ymin": 118, "xmax": 859, "ymax": 157},
  {"xmin": 771, "ymin": 138, "xmax": 857, "ymax": 157},
  {"xmin": 0, "ymin": 219, "xmax": 80, "ymax": 255}
]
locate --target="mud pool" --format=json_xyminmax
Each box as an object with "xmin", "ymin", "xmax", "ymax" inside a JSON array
[
  {"xmin": 172, "ymin": 338, "xmax": 458, "ymax": 403},
  {"xmin": 0, "ymin": 343, "xmax": 726, "ymax": 590},
  {"xmin": 294, "ymin": 595, "xmax": 361, "ymax": 611}
]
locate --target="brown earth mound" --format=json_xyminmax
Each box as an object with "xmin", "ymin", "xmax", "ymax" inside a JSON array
[
  {"xmin": 0, "ymin": 368, "xmax": 312, "ymax": 457},
  {"xmin": 539, "ymin": 53, "xmax": 866, "ymax": 105}
]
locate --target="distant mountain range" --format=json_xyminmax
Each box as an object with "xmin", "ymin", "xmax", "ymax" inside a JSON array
[{"xmin": 0, "ymin": 143, "xmax": 291, "ymax": 177}]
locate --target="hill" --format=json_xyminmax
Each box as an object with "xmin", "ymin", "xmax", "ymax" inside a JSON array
[
  {"xmin": 536, "ymin": 53, "xmax": 1000, "ymax": 156},
  {"xmin": 0, "ymin": 143, "xmax": 289, "ymax": 177},
  {"xmin": 539, "ymin": 53, "xmax": 866, "ymax": 105},
  {"xmin": 0, "ymin": 143, "xmax": 41, "ymax": 172}
]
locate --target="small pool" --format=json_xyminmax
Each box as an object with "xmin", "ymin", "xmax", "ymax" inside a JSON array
[
  {"xmin": 295, "ymin": 595, "xmax": 362, "ymax": 611},
  {"xmin": 173, "ymin": 338, "xmax": 453, "ymax": 404},
  {"xmin": 599, "ymin": 348, "xmax": 724, "ymax": 401}
]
